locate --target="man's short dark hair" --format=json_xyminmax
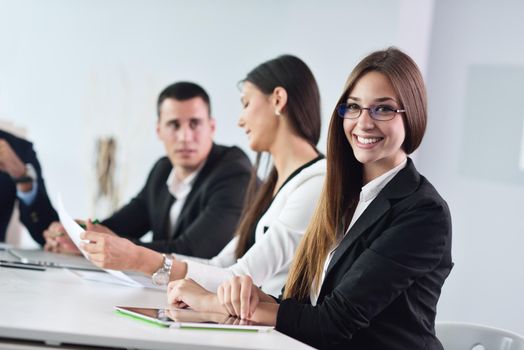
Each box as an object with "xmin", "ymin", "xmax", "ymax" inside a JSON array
[{"xmin": 157, "ymin": 81, "xmax": 211, "ymax": 118}]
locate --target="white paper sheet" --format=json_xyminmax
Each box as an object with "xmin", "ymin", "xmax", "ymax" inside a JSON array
[
  {"xmin": 69, "ymin": 270, "xmax": 139, "ymax": 287},
  {"xmin": 69, "ymin": 270, "xmax": 165, "ymax": 290},
  {"xmin": 56, "ymin": 194, "xmax": 144, "ymax": 288}
]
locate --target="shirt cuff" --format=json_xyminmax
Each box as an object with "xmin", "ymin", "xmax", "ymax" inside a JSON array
[
  {"xmin": 17, "ymin": 181, "xmax": 38, "ymax": 206},
  {"xmin": 184, "ymin": 259, "xmax": 234, "ymax": 292}
]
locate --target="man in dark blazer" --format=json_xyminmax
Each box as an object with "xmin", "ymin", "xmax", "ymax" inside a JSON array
[
  {"xmin": 0, "ymin": 129, "xmax": 58, "ymax": 245},
  {"xmin": 100, "ymin": 142, "xmax": 251, "ymax": 258},
  {"xmin": 45, "ymin": 82, "xmax": 252, "ymax": 259}
]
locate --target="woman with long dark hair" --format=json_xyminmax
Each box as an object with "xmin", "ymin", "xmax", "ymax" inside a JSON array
[
  {"xmin": 158, "ymin": 54, "xmax": 326, "ymax": 296},
  {"xmin": 168, "ymin": 48, "xmax": 452, "ymax": 350}
]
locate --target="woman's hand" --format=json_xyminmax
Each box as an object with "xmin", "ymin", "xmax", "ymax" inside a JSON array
[
  {"xmin": 84, "ymin": 219, "xmax": 116, "ymax": 236},
  {"xmin": 166, "ymin": 308, "xmax": 230, "ymax": 324},
  {"xmin": 167, "ymin": 278, "xmax": 227, "ymax": 314},
  {"xmin": 217, "ymin": 275, "xmax": 263, "ymax": 320},
  {"xmin": 80, "ymin": 220, "xmax": 140, "ymax": 270}
]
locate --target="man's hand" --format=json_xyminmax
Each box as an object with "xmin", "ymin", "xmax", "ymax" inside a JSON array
[{"xmin": 43, "ymin": 221, "xmax": 80, "ymax": 254}]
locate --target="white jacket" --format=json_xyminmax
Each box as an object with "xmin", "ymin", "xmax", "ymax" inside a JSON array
[{"xmin": 178, "ymin": 157, "xmax": 326, "ymax": 296}]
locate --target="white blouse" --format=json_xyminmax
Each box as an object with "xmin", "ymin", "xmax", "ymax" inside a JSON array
[
  {"xmin": 177, "ymin": 158, "xmax": 326, "ymax": 296},
  {"xmin": 310, "ymin": 159, "xmax": 407, "ymax": 306}
]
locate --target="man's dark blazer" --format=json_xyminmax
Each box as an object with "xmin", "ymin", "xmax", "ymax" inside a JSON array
[
  {"xmin": 276, "ymin": 158, "xmax": 453, "ymax": 350},
  {"xmin": 0, "ymin": 129, "xmax": 58, "ymax": 245},
  {"xmin": 102, "ymin": 143, "xmax": 252, "ymax": 259}
]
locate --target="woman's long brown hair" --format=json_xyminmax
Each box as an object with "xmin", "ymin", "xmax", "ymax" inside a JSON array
[
  {"xmin": 284, "ymin": 47, "xmax": 428, "ymax": 301},
  {"xmin": 234, "ymin": 54, "xmax": 322, "ymax": 259}
]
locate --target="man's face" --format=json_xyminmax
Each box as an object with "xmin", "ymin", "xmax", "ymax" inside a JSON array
[{"xmin": 157, "ymin": 97, "xmax": 215, "ymax": 174}]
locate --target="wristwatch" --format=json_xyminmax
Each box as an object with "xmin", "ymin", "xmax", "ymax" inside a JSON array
[
  {"xmin": 152, "ymin": 254, "xmax": 173, "ymax": 286},
  {"xmin": 12, "ymin": 163, "xmax": 37, "ymax": 184}
]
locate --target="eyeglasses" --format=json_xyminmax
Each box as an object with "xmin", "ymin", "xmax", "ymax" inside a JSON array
[{"xmin": 336, "ymin": 103, "xmax": 405, "ymax": 121}]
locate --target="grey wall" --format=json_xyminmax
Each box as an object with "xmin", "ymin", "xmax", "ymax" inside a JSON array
[{"xmin": 419, "ymin": 0, "xmax": 524, "ymax": 334}]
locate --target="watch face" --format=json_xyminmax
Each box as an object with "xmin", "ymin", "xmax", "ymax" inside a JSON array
[{"xmin": 152, "ymin": 272, "xmax": 169, "ymax": 286}]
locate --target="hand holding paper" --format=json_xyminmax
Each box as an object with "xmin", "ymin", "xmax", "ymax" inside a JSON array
[
  {"xmin": 56, "ymin": 196, "xmax": 91, "ymax": 257},
  {"xmin": 80, "ymin": 225, "xmax": 141, "ymax": 271},
  {"xmin": 56, "ymin": 194, "xmax": 143, "ymax": 287}
]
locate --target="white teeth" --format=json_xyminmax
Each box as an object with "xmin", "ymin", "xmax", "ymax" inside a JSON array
[{"xmin": 357, "ymin": 136, "xmax": 382, "ymax": 144}]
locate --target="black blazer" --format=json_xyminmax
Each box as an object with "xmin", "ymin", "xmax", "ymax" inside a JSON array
[
  {"xmin": 276, "ymin": 159, "xmax": 453, "ymax": 350},
  {"xmin": 102, "ymin": 143, "xmax": 252, "ymax": 258},
  {"xmin": 0, "ymin": 129, "xmax": 58, "ymax": 244}
]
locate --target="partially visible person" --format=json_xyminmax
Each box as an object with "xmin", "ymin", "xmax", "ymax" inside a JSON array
[
  {"xmin": 166, "ymin": 48, "xmax": 453, "ymax": 350},
  {"xmin": 44, "ymin": 82, "xmax": 252, "ymax": 259},
  {"xmin": 81, "ymin": 55, "xmax": 326, "ymax": 296},
  {"xmin": 0, "ymin": 129, "xmax": 58, "ymax": 244}
]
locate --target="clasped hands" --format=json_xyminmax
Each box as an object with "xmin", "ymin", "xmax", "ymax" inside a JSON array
[{"xmin": 167, "ymin": 275, "xmax": 274, "ymax": 322}]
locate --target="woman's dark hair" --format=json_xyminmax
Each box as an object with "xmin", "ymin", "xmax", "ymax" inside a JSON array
[{"xmin": 234, "ymin": 54, "xmax": 321, "ymax": 258}]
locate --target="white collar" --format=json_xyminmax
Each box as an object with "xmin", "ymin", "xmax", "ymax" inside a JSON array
[
  {"xmin": 359, "ymin": 159, "xmax": 407, "ymax": 202},
  {"xmin": 166, "ymin": 165, "xmax": 203, "ymax": 199}
]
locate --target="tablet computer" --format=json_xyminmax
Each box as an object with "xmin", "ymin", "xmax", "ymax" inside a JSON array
[{"xmin": 115, "ymin": 306, "xmax": 273, "ymax": 332}]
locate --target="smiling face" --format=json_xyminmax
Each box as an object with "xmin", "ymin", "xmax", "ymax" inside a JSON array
[
  {"xmin": 157, "ymin": 97, "xmax": 215, "ymax": 176},
  {"xmin": 343, "ymin": 71, "xmax": 407, "ymax": 180},
  {"xmin": 237, "ymin": 81, "xmax": 279, "ymax": 152}
]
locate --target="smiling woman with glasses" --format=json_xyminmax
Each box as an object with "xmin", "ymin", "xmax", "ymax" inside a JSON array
[{"xmin": 166, "ymin": 47, "xmax": 453, "ymax": 350}]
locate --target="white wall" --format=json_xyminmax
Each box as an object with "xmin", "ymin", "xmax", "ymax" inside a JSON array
[
  {"xmin": 419, "ymin": 0, "xmax": 524, "ymax": 335},
  {"xmin": 0, "ymin": 0, "xmax": 432, "ymax": 217}
]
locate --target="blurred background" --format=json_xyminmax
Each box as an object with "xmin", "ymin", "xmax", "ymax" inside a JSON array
[{"xmin": 0, "ymin": 0, "xmax": 523, "ymax": 335}]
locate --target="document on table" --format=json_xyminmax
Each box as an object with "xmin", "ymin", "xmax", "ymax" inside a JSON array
[
  {"xmin": 69, "ymin": 269, "xmax": 164, "ymax": 290},
  {"xmin": 56, "ymin": 194, "xmax": 157, "ymax": 289}
]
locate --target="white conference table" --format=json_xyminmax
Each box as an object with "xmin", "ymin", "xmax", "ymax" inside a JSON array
[{"xmin": 0, "ymin": 262, "xmax": 314, "ymax": 350}]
